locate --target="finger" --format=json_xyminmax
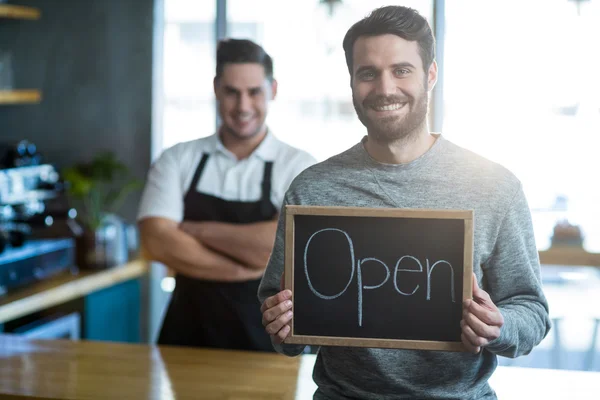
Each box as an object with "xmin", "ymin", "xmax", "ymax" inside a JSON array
[
  {"xmin": 463, "ymin": 309, "xmax": 501, "ymax": 340},
  {"xmin": 273, "ymin": 324, "xmax": 291, "ymax": 345},
  {"xmin": 472, "ymin": 273, "xmax": 486, "ymax": 300},
  {"xmin": 461, "ymin": 319, "xmax": 489, "ymax": 348},
  {"xmin": 260, "ymin": 290, "xmax": 292, "ymax": 313},
  {"xmin": 265, "ymin": 309, "xmax": 293, "ymax": 336},
  {"xmin": 261, "ymin": 298, "xmax": 293, "ymax": 327},
  {"xmin": 471, "ymin": 275, "xmax": 497, "ymax": 309},
  {"xmin": 467, "ymin": 300, "xmax": 504, "ymax": 327},
  {"xmin": 461, "ymin": 333, "xmax": 481, "ymax": 354}
]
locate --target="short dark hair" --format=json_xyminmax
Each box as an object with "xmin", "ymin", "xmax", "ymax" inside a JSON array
[
  {"xmin": 342, "ymin": 6, "xmax": 435, "ymax": 76},
  {"xmin": 215, "ymin": 38, "xmax": 274, "ymax": 82}
]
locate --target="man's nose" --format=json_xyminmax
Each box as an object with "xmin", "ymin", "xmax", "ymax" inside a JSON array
[
  {"xmin": 237, "ymin": 93, "xmax": 252, "ymax": 113},
  {"xmin": 374, "ymin": 72, "xmax": 396, "ymax": 96}
]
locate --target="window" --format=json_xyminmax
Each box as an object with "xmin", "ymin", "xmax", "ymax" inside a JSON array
[
  {"xmin": 443, "ymin": 0, "xmax": 600, "ymax": 252},
  {"xmin": 444, "ymin": 0, "xmax": 600, "ymax": 373},
  {"xmin": 162, "ymin": 0, "xmax": 216, "ymax": 150}
]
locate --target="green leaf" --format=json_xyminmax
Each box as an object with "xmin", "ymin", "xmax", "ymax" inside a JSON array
[
  {"xmin": 61, "ymin": 151, "xmax": 141, "ymax": 231},
  {"xmin": 62, "ymin": 168, "xmax": 93, "ymax": 197}
]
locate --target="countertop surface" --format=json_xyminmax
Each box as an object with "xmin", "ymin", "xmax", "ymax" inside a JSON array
[
  {"xmin": 0, "ymin": 335, "xmax": 599, "ymax": 399},
  {"xmin": 0, "ymin": 259, "xmax": 148, "ymax": 324},
  {"xmin": 0, "ymin": 335, "xmax": 300, "ymax": 400}
]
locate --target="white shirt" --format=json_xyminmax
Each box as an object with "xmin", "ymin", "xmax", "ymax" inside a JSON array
[{"xmin": 137, "ymin": 131, "xmax": 317, "ymax": 222}]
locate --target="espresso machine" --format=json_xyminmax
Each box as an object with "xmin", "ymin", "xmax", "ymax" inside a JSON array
[{"xmin": 0, "ymin": 141, "xmax": 77, "ymax": 295}]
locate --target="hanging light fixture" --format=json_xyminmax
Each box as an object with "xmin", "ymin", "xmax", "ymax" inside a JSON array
[
  {"xmin": 312, "ymin": 0, "xmax": 355, "ymax": 119},
  {"xmin": 319, "ymin": 0, "xmax": 344, "ymax": 17},
  {"xmin": 314, "ymin": 0, "xmax": 349, "ymax": 56},
  {"xmin": 568, "ymin": 0, "xmax": 590, "ymax": 16}
]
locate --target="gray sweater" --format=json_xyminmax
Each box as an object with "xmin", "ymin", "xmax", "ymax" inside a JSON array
[{"xmin": 258, "ymin": 135, "xmax": 551, "ymax": 399}]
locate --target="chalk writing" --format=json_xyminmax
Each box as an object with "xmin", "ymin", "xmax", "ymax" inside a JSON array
[
  {"xmin": 427, "ymin": 260, "xmax": 455, "ymax": 301},
  {"xmin": 358, "ymin": 258, "xmax": 390, "ymax": 327},
  {"xmin": 394, "ymin": 255, "xmax": 421, "ymax": 296},
  {"xmin": 304, "ymin": 228, "xmax": 456, "ymax": 327},
  {"xmin": 304, "ymin": 228, "xmax": 355, "ymax": 300}
]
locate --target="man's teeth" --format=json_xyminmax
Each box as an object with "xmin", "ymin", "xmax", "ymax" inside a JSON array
[
  {"xmin": 236, "ymin": 115, "xmax": 253, "ymax": 122},
  {"xmin": 373, "ymin": 103, "xmax": 404, "ymax": 111}
]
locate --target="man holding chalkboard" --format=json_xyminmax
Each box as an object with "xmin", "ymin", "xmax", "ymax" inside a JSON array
[{"xmin": 259, "ymin": 5, "xmax": 550, "ymax": 399}]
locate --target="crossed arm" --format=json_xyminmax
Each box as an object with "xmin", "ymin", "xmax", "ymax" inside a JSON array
[
  {"xmin": 139, "ymin": 216, "xmax": 277, "ymax": 281},
  {"xmin": 139, "ymin": 217, "xmax": 269, "ymax": 281},
  {"xmin": 179, "ymin": 218, "xmax": 278, "ymax": 270}
]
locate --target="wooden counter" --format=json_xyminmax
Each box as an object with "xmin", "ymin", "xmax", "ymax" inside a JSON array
[
  {"xmin": 539, "ymin": 248, "xmax": 600, "ymax": 268},
  {"xmin": 0, "ymin": 259, "xmax": 148, "ymax": 324},
  {"xmin": 0, "ymin": 335, "xmax": 300, "ymax": 400},
  {"xmin": 0, "ymin": 335, "xmax": 599, "ymax": 399}
]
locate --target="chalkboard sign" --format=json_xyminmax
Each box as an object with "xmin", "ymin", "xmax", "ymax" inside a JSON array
[{"xmin": 284, "ymin": 206, "xmax": 473, "ymax": 351}]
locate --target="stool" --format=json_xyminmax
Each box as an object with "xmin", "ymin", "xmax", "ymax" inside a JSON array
[
  {"xmin": 551, "ymin": 317, "xmax": 563, "ymax": 369},
  {"xmin": 584, "ymin": 318, "xmax": 599, "ymax": 371}
]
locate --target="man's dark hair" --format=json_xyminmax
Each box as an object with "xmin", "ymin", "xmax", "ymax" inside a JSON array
[
  {"xmin": 342, "ymin": 6, "xmax": 435, "ymax": 76},
  {"xmin": 215, "ymin": 38, "xmax": 274, "ymax": 82}
]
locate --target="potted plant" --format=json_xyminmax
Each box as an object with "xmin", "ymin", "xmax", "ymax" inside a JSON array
[{"xmin": 62, "ymin": 151, "xmax": 142, "ymax": 269}]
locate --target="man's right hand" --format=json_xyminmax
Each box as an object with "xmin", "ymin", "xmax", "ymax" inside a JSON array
[{"xmin": 261, "ymin": 289, "xmax": 293, "ymax": 344}]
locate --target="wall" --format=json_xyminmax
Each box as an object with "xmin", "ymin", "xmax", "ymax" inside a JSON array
[{"xmin": 0, "ymin": 0, "xmax": 154, "ymax": 222}]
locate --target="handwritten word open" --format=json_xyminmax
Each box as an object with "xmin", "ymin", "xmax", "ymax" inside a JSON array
[{"xmin": 304, "ymin": 228, "xmax": 456, "ymax": 327}]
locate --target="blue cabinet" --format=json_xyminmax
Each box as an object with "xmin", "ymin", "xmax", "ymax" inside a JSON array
[
  {"xmin": 0, "ymin": 278, "xmax": 141, "ymax": 343},
  {"xmin": 84, "ymin": 278, "xmax": 141, "ymax": 343}
]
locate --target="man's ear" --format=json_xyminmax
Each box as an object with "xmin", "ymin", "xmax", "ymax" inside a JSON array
[
  {"xmin": 213, "ymin": 77, "xmax": 219, "ymax": 96},
  {"xmin": 427, "ymin": 60, "xmax": 438, "ymax": 91},
  {"xmin": 270, "ymin": 79, "xmax": 278, "ymax": 100}
]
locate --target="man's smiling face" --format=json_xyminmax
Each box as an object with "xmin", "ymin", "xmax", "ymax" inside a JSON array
[{"xmin": 351, "ymin": 34, "xmax": 436, "ymax": 143}]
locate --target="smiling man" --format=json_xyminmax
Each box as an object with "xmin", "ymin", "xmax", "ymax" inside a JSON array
[
  {"xmin": 259, "ymin": 6, "xmax": 550, "ymax": 399},
  {"xmin": 138, "ymin": 39, "xmax": 316, "ymax": 351}
]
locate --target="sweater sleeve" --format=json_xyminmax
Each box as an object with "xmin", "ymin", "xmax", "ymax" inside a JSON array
[
  {"xmin": 483, "ymin": 184, "xmax": 551, "ymax": 358},
  {"xmin": 258, "ymin": 195, "xmax": 307, "ymax": 357}
]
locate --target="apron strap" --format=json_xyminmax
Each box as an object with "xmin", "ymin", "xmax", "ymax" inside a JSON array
[
  {"xmin": 186, "ymin": 153, "xmax": 210, "ymax": 197},
  {"xmin": 260, "ymin": 161, "xmax": 274, "ymax": 217}
]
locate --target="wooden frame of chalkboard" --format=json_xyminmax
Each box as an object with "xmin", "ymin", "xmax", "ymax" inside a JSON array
[{"xmin": 284, "ymin": 205, "xmax": 474, "ymax": 351}]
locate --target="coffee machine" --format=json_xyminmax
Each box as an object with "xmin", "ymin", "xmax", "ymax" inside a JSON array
[{"xmin": 0, "ymin": 141, "xmax": 76, "ymax": 295}]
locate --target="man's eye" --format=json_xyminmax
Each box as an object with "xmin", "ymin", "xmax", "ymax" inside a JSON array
[
  {"xmin": 250, "ymin": 89, "xmax": 262, "ymax": 96},
  {"xmin": 395, "ymin": 68, "xmax": 410, "ymax": 76},
  {"xmin": 359, "ymin": 72, "xmax": 375, "ymax": 81}
]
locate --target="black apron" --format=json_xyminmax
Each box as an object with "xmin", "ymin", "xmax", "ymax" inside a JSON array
[{"xmin": 157, "ymin": 153, "xmax": 277, "ymax": 351}]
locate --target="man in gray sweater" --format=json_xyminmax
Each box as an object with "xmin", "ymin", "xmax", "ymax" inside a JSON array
[{"xmin": 258, "ymin": 5, "xmax": 550, "ymax": 399}]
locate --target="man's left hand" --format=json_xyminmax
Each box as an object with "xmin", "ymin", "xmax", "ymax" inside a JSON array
[{"xmin": 461, "ymin": 274, "xmax": 504, "ymax": 354}]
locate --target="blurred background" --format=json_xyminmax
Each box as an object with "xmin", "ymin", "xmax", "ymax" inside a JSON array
[{"xmin": 0, "ymin": 0, "xmax": 598, "ymax": 375}]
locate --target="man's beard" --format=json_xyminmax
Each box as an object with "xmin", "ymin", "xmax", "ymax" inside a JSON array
[{"xmin": 353, "ymin": 84, "xmax": 429, "ymax": 145}]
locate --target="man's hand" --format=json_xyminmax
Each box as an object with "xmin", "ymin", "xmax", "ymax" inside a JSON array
[
  {"xmin": 461, "ymin": 274, "xmax": 504, "ymax": 354},
  {"xmin": 261, "ymin": 288, "xmax": 293, "ymax": 345}
]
